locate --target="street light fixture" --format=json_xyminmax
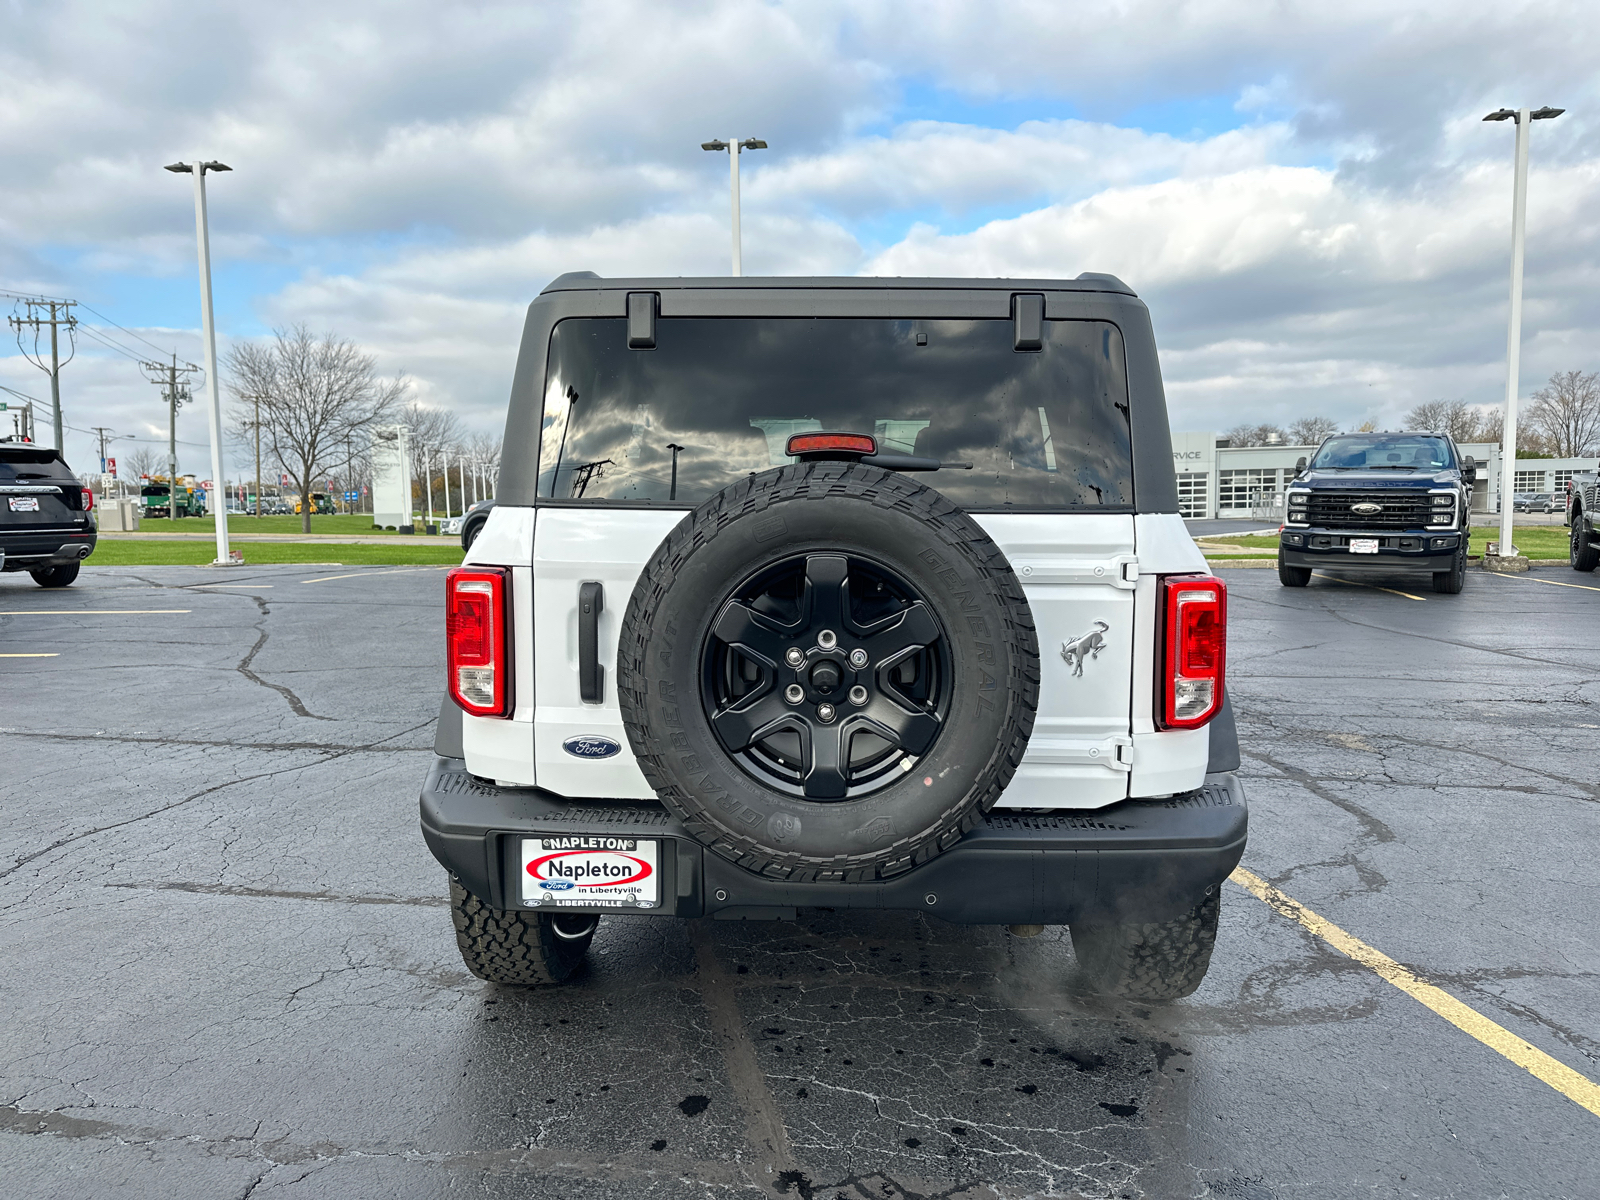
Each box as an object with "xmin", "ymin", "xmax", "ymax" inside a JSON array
[
  {"xmin": 1481, "ymin": 107, "xmax": 1563, "ymax": 568},
  {"xmin": 701, "ymin": 137, "xmax": 767, "ymax": 276},
  {"xmin": 165, "ymin": 159, "xmax": 235, "ymax": 565}
]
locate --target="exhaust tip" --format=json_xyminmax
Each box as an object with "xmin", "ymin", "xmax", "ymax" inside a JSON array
[{"xmin": 78, "ymin": 546, "xmax": 92, "ymax": 559}]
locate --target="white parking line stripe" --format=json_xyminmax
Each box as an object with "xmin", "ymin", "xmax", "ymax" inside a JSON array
[
  {"xmin": 1482, "ymin": 571, "xmax": 1600, "ymax": 594},
  {"xmin": 0, "ymin": 653, "xmax": 58, "ymax": 657},
  {"xmin": 300, "ymin": 566, "xmax": 452, "ymax": 584},
  {"xmin": 0, "ymin": 609, "xmax": 191, "ymax": 615}
]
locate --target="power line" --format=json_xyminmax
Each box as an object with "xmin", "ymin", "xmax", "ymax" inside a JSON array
[
  {"xmin": 76, "ymin": 301, "xmax": 178, "ymax": 358},
  {"xmin": 5, "ymin": 286, "xmax": 186, "ymax": 363},
  {"xmin": 75, "ymin": 324, "xmax": 149, "ymax": 364},
  {"xmin": 9, "ymin": 299, "xmax": 77, "ymax": 450}
]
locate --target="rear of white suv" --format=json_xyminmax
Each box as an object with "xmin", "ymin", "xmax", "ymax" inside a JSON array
[{"xmin": 423, "ymin": 274, "xmax": 1244, "ymax": 1001}]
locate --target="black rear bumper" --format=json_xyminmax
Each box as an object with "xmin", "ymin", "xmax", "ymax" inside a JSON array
[
  {"xmin": 0, "ymin": 527, "xmax": 96, "ymax": 569},
  {"xmin": 419, "ymin": 756, "xmax": 1247, "ymax": 926}
]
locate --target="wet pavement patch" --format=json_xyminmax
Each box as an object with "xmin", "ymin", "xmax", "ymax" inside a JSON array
[{"xmin": 2, "ymin": 566, "xmax": 1598, "ymax": 1198}]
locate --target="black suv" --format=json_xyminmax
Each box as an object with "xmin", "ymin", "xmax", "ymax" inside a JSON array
[
  {"xmin": 1, "ymin": 444, "xmax": 96, "ymax": 587},
  {"xmin": 1278, "ymin": 431, "xmax": 1474, "ymax": 594}
]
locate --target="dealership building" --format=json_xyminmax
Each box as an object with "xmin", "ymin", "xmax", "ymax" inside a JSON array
[{"xmin": 1171, "ymin": 432, "xmax": 1593, "ymax": 520}]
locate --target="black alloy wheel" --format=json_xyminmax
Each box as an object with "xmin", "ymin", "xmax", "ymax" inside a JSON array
[{"xmin": 702, "ymin": 552, "xmax": 952, "ymax": 801}]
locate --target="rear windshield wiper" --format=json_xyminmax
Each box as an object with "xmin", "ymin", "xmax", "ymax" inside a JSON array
[{"xmin": 860, "ymin": 453, "xmax": 973, "ymax": 472}]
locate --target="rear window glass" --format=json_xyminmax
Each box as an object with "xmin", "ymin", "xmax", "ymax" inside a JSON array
[
  {"xmin": 537, "ymin": 317, "xmax": 1132, "ymax": 510},
  {"xmin": 0, "ymin": 447, "xmax": 70, "ymax": 482}
]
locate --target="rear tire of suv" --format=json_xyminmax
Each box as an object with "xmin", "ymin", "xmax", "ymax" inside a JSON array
[
  {"xmin": 1070, "ymin": 890, "xmax": 1220, "ymax": 1003},
  {"xmin": 30, "ymin": 563, "xmax": 80, "ymax": 588},
  {"xmin": 448, "ymin": 877, "xmax": 595, "ymax": 986},
  {"xmin": 1572, "ymin": 513, "xmax": 1600, "ymax": 572},
  {"xmin": 1432, "ymin": 545, "xmax": 1466, "ymax": 594},
  {"xmin": 618, "ymin": 461, "xmax": 1039, "ymax": 882},
  {"xmin": 1277, "ymin": 550, "xmax": 1310, "ymax": 588}
]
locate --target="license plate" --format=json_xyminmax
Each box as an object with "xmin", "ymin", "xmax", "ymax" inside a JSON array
[
  {"xmin": 521, "ymin": 836, "xmax": 659, "ymax": 909},
  {"xmin": 8, "ymin": 497, "xmax": 39, "ymax": 512},
  {"xmin": 1349, "ymin": 538, "xmax": 1379, "ymax": 554}
]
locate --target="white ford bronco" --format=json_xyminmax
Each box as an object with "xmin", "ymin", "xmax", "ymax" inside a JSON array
[{"xmin": 421, "ymin": 273, "xmax": 1245, "ymax": 1002}]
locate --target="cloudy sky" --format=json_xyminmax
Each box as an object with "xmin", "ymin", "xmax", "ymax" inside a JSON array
[{"xmin": 3, "ymin": 0, "xmax": 1598, "ymax": 479}]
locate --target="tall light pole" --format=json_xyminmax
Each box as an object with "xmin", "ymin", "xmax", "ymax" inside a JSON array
[
  {"xmin": 165, "ymin": 158, "xmax": 235, "ymax": 565},
  {"xmin": 701, "ymin": 137, "xmax": 767, "ymax": 275},
  {"xmin": 1483, "ymin": 106, "xmax": 1563, "ymax": 565}
]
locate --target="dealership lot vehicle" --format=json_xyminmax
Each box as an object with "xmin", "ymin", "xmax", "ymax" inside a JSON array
[
  {"xmin": 3, "ymin": 564, "xmax": 1597, "ymax": 1199},
  {"xmin": 0, "ymin": 443, "xmax": 96, "ymax": 586},
  {"xmin": 1513, "ymin": 491, "xmax": 1557, "ymax": 514},
  {"xmin": 425, "ymin": 274, "xmax": 1244, "ymax": 1003},
  {"xmin": 454, "ymin": 496, "xmax": 494, "ymax": 550},
  {"xmin": 1567, "ymin": 462, "xmax": 1600, "ymax": 571},
  {"xmin": 1279, "ymin": 430, "xmax": 1475, "ymax": 593}
]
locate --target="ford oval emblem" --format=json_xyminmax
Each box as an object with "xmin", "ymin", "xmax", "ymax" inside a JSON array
[
  {"xmin": 1351, "ymin": 502, "xmax": 1383, "ymax": 514},
  {"xmin": 563, "ymin": 735, "xmax": 621, "ymax": 760}
]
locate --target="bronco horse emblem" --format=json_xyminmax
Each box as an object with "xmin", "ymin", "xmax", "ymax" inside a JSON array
[{"xmin": 1060, "ymin": 621, "xmax": 1110, "ymax": 677}]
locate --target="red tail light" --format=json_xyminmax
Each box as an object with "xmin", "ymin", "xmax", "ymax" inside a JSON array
[
  {"xmin": 786, "ymin": 432, "xmax": 877, "ymax": 457},
  {"xmin": 1157, "ymin": 574, "xmax": 1226, "ymax": 730},
  {"xmin": 447, "ymin": 566, "xmax": 512, "ymax": 717},
  {"xmin": 81, "ymin": 489, "xmax": 95, "ymax": 511}
]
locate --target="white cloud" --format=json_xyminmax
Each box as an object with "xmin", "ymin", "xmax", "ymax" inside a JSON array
[{"xmin": 6, "ymin": 0, "xmax": 1600, "ymax": 472}]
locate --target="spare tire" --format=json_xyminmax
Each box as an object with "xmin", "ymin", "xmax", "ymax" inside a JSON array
[{"xmin": 616, "ymin": 461, "xmax": 1038, "ymax": 882}]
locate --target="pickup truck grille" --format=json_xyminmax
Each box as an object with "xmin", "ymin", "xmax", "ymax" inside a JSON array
[{"xmin": 1304, "ymin": 490, "xmax": 1434, "ymax": 530}]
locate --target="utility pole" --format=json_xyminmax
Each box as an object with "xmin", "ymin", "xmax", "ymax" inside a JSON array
[
  {"xmin": 255, "ymin": 395, "xmax": 263, "ymax": 517},
  {"xmin": 9, "ymin": 298, "xmax": 78, "ymax": 451},
  {"xmin": 1483, "ymin": 105, "xmax": 1564, "ymax": 568},
  {"xmin": 140, "ymin": 355, "xmax": 199, "ymax": 519},
  {"xmin": 701, "ymin": 138, "xmax": 768, "ymax": 275},
  {"xmin": 91, "ymin": 426, "xmax": 114, "ymax": 472}
]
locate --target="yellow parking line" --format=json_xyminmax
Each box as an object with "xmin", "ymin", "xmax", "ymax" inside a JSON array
[
  {"xmin": 1310, "ymin": 573, "xmax": 1426, "ymax": 601},
  {"xmin": 0, "ymin": 653, "xmax": 58, "ymax": 657},
  {"xmin": 1482, "ymin": 572, "xmax": 1600, "ymax": 594},
  {"xmin": 1230, "ymin": 867, "xmax": 1600, "ymax": 1120},
  {"xmin": 0, "ymin": 609, "xmax": 190, "ymax": 615},
  {"xmin": 300, "ymin": 566, "xmax": 451, "ymax": 584}
]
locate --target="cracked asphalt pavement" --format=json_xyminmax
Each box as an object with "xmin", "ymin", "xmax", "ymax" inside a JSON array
[{"xmin": 1, "ymin": 563, "xmax": 1596, "ymax": 1199}]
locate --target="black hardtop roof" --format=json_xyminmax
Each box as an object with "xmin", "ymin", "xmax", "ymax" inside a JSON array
[{"xmin": 541, "ymin": 271, "xmax": 1137, "ymax": 297}]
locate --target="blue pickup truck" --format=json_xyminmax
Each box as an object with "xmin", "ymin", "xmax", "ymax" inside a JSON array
[{"xmin": 1278, "ymin": 431, "xmax": 1476, "ymax": 595}]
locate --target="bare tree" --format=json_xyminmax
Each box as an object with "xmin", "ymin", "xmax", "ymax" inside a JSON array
[
  {"xmin": 1225, "ymin": 422, "xmax": 1287, "ymax": 448},
  {"xmin": 1525, "ymin": 370, "xmax": 1600, "ymax": 459},
  {"xmin": 124, "ymin": 445, "xmax": 163, "ymax": 479},
  {"xmin": 1403, "ymin": 399, "xmax": 1500, "ymax": 443},
  {"xmin": 468, "ymin": 429, "xmax": 502, "ymax": 497},
  {"xmin": 401, "ymin": 400, "xmax": 467, "ymax": 513},
  {"xmin": 226, "ymin": 325, "xmax": 407, "ymax": 533},
  {"xmin": 1288, "ymin": 416, "xmax": 1338, "ymax": 445}
]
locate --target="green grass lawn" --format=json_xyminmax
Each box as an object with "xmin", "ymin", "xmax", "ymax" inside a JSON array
[
  {"xmin": 1200, "ymin": 525, "xmax": 1571, "ymax": 559},
  {"xmin": 88, "ymin": 540, "xmax": 464, "ymax": 566},
  {"xmin": 131, "ymin": 513, "xmax": 439, "ymax": 536}
]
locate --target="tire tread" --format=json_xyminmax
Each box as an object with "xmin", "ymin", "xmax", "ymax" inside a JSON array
[
  {"xmin": 616, "ymin": 461, "xmax": 1039, "ymax": 882},
  {"xmin": 448, "ymin": 877, "xmax": 592, "ymax": 986},
  {"xmin": 1070, "ymin": 891, "xmax": 1221, "ymax": 1003}
]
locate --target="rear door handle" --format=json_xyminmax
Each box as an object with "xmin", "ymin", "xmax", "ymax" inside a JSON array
[{"xmin": 578, "ymin": 581, "xmax": 605, "ymax": 703}]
